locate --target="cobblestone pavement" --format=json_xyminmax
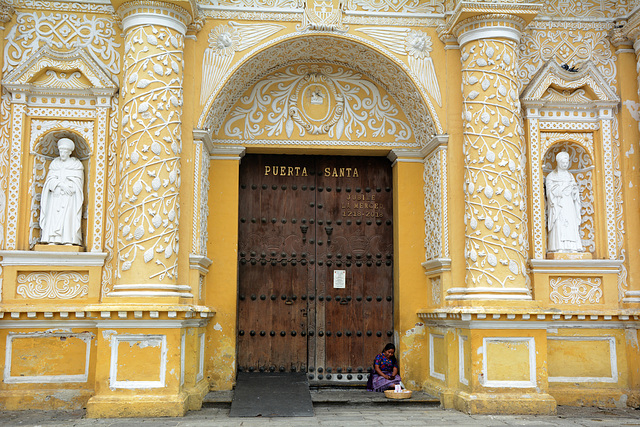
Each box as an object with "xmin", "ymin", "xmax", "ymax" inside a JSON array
[{"xmin": 1, "ymin": 405, "xmax": 640, "ymax": 427}]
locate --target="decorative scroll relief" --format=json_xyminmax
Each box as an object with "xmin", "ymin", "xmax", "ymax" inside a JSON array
[
  {"xmin": 356, "ymin": 27, "xmax": 441, "ymax": 107},
  {"xmin": 424, "ymin": 152, "xmax": 442, "ymax": 261},
  {"xmin": 3, "ymin": 12, "xmax": 121, "ymax": 82},
  {"xmin": 611, "ymin": 115, "xmax": 628, "ymax": 301},
  {"xmin": 519, "ymin": 27, "xmax": 616, "ymax": 91},
  {"xmin": 0, "ymin": 95, "xmax": 10, "ymax": 251},
  {"xmin": 538, "ymin": 0, "xmax": 632, "ymax": 19},
  {"xmin": 222, "ymin": 63, "xmax": 412, "ymax": 143},
  {"xmin": 298, "ymin": 0, "xmax": 347, "ymax": 32},
  {"xmin": 200, "ymin": 0, "xmax": 301, "ymax": 7},
  {"xmin": 549, "ymin": 276, "xmax": 602, "ymax": 305},
  {"xmin": 462, "ymin": 39, "xmax": 528, "ymax": 288},
  {"xmin": 542, "ymin": 142, "xmax": 595, "ymax": 254},
  {"xmin": 6, "ymin": 104, "xmax": 26, "ymax": 250},
  {"xmin": 199, "ymin": 150, "xmax": 210, "ymax": 257},
  {"xmin": 117, "ymin": 26, "xmax": 184, "ymax": 281},
  {"xmin": 101, "ymin": 97, "xmax": 118, "ymax": 298},
  {"xmin": 16, "ymin": 271, "xmax": 89, "ymax": 299},
  {"xmin": 346, "ymin": 0, "xmax": 443, "ymax": 13},
  {"xmin": 199, "ymin": 33, "xmax": 440, "ymax": 144},
  {"xmin": 28, "ymin": 121, "xmax": 93, "ymax": 248},
  {"xmin": 4, "ymin": 0, "xmax": 115, "ymax": 14},
  {"xmin": 201, "ymin": 22, "xmax": 286, "ymax": 105}
]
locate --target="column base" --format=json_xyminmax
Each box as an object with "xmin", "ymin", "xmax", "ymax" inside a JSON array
[
  {"xmin": 86, "ymin": 393, "xmax": 189, "ymax": 418},
  {"xmin": 453, "ymin": 391, "xmax": 557, "ymax": 415},
  {"xmin": 185, "ymin": 379, "xmax": 210, "ymax": 411}
]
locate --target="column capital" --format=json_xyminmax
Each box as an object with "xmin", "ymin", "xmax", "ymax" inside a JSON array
[
  {"xmin": 439, "ymin": 1, "xmax": 541, "ymax": 47},
  {"xmin": 111, "ymin": 0, "xmax": 197, "ymax": 35},
  {"xmin": 622, "ymin": 8, "xmax": 640, "ymax": 44}
]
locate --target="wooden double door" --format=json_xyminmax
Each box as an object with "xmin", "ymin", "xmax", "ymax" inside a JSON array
[{"xmin": 237, "ymin": 154, "xmax": 393, "ymax": 382}]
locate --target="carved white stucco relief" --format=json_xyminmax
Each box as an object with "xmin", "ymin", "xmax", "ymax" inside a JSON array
[
  {"xmin": 201, "ymin": 22, "xmax": 286, "ymax": 105},
  {"xmin": 222, "ymin": 63, "xmax": 412, "ymax": 143},
  {"xmin": 549, "ymin": 276, "xmax": 602, "ymax": 305},
  {"xmin": 16, "ymin": 271, "xmax": 89, "ymax": 299}
]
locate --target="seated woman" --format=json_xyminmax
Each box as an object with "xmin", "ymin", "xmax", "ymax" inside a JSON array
[{"xmin": 366, "ymin": 343, "xmax": 402, "ymax": 392}]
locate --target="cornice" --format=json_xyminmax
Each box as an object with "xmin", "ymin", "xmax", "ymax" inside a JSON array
[
  {"xmin": 113, "ymin": 0, "xmax": 195, "ymax": 34},
  {"xmin": 439, "ymin": 1, "xmax": 541, "ymax": 45}
]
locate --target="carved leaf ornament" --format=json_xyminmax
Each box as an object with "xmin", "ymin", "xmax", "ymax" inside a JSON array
[
  {"xmin": 223, "ymin": 63, "xmax": 411, "ymax": 142},
  {"xmin": 462, "ymin": 39, "xmax": 527, "ymax": 287},
  {"xmin": 17, "ymin": 271, "xmax": 89, "ymax": 299}
]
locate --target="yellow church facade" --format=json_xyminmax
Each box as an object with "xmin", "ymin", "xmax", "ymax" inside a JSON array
[{"xmin": 0, "ymin": 0, "xmax": 639, "ymax": 417}]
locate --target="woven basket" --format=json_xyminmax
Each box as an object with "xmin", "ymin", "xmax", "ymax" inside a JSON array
[{"xmin": 384, "ymin": 390, "xmax": 412, "ymax": 400}]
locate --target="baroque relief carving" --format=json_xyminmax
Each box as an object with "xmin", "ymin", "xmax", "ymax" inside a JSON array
[
  {"xmin": 201, "ymin": 22, "xmax": 286, "ymax": 105},
  {"xmin": 430, "ymin": 276, "xmax": 441, "ymax": 305},
  {"xmin": 16, "ymin": 271, "xmax": 89, "ymax": 299},
  {"xmin": 101, "ymin": 97, "xmax": 119, "ymax": 298},
  {"xmin": 200, "ymin": 33, "xmax": 442, "ymax": 146},
  {"xmin": 3, "ymin": 12, "xmax": 121, "ymax": 82},
  {"xmin": 461, "ymin": 38, "xmax": 528, "ymax": 287},
  {"xmin": 549, "ymin": 276, "xmax": 602, "ymax": 305},
  {"xmin": 538, "ymin": 0, "xmax": 632, "ymax": 19},
  {"xmin": 356, "ymin": 27, "xmax": 441, "ymax": 106},
  {"xmin": 222, "ymin": 63, "xmax": 412, "ymax": 143},
  {"xmin": 424, "ymin": 151, "xmax": 442, "ymax": 261},
  {"xmin": 117, "ymin": 25, "xmax": 184, "ymax": 281}
]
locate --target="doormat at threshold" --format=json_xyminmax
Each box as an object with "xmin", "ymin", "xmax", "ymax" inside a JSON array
[{"xmin": 230, "ymin": 372, "xmax": 314, "ymax": 417}]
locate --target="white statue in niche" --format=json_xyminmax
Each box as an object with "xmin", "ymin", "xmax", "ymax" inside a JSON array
[
  {"xmin": 545, "ymin": 151, "xmax": 584, "ymax": 253},
  {"xmin": 39, "ymin": 137, "xmax": 84, "ymax": 246}
]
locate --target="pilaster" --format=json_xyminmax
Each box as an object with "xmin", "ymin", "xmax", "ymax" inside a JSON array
[
  {"xmin": 110, "ymin": 1, "xmax": 194, "ymax": 300},
  {"xmin": 442, "ymin": 3, "xmax": 540, "ymax": 301}
]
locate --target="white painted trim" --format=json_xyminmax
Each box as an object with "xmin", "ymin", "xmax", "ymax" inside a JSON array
[
  {"xmin": 109, "ymin": 334, "xmax": 167, "ymax": 389},
  {"xmin": 121, "ymin": 12, "xmax": 187, "ymax": 35},
  {"xmin": 95, "ymin": 320, "xmax": 204, "ymax": 329},
  {"xmin": 4, "ymin": 331, "xmax": 92, "ymax": 384},
  {"xmin": 189, "ymin": 254, "xmax": 213, "ymax": 274},
  {"xmin": 458, "ymin": 26, "xmax": 521, "ymax": 48},
  {"xmin": 429, "ymin": 333, "xmax": 446, "ymax": 381},
  {"xmin": 529, "ymin": 259, "xmax": 622, "ymax": 274},
  {"xmin": 548, "ymin": 336, "xmax": 618, "ymax": 383},
  {"xmin": 421, "ymin": 320, "xmax": 637, "ymax": 330},
  {"xmin": 0, "ymin": 250, "xmax": 107, "ymax": 266},
  {"xmin": 180, "ymin": 333, "xmax": 186, "ymax": 387},
  {"xmin": 459, "ymin": 334, "xmax": 468, "ymax": 386},
  {"xmin": 623, "ymin": 290, "xmax": 640, "ymax": 303},
  {"xmin": 197, "ymin": 333, "xmax": 205, "ymax": 382},
  {"xmin": 422, "ymin": 258, "xmax": 452, "ymax": 274},
  {"xmin": 0, "ymin": 321, "xmax": 96, "ymax": 329},
  {"xmin": 446, "ymin": 287, "xmax": 531, "ymax": 301},
  {"xmin": 481, "ymin": 337, "xmax": 536, "ymax": 388}
]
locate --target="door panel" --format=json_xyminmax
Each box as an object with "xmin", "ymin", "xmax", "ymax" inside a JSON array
[{"xmin": 237, "ymin": 155, "xmax": 393, "ymax": 382}]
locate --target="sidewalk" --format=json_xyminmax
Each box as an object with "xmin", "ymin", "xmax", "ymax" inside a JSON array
[{"xmin": 1, "ymin": 405, "xmax": 639, "ymax": 426}]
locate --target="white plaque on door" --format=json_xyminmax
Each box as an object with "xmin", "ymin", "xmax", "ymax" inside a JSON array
[{"xmin": 333, "ymin": 270, "xmax": 346, "ymax": 289}]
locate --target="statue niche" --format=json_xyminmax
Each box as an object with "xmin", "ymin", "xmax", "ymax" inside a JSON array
[
  {"xmin": 30, "ymin": 134, "xmax": 90, "ymax": 248},
  {"xmin": 543, "ymin": 144, "xmax": 595, "ymax": 259},
  {"xmin": 40, "ymin": 138, "xmax": 85, "ymax": 245}
]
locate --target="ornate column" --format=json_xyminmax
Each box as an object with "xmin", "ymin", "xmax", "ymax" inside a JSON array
[
  {"xmin": 110, "ymin": 1, "xmax": 195, "ymax": 299},
  {"xmin": 442, "ymin": 4, "xmax": 539, "ymax": 301}
]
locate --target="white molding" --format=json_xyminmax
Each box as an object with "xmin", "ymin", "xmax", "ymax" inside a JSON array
[
  {"xmin": 197, "ymin": 332, "xmax": 205, "ymax": 382},
  {"xmin": 422, "ymin": 258, "xmax": 452, "ymax": 275},
  {"xmin": 429, "ymin": 333, "xmax": 446, "ymax": 381},
  {"xmin": 548, "ymin": 336, "xmax": 618, "ymax": 383},
  {"xmin": 4, "ymin": 331, "xmax": 92, "ymax": 384},
  {"xmin": 446, "ymin": 287, "xmax": 531, "ymax": 301},
  {"xmin": 208, "ymin": 145, "xmax": 246, "ymax": 161},
  {"xmin": 192, "ymin": 129, "xmax": 215, "ymax": 156},
  {"xmin": 421, "ymin": 319, "xmax": 639, "ymax": 331},
  {"xmin": 109, "ymin": 334, "xmax": 167, "ymax": 389},
  {"xmin": 95, "ymin": 319, "xmax": 207, "ymax": 329},
  {"xmin": 0, "ymin": 250, "xmax": 108, "ymax": 267},
  {"xmin": 457, "ymin": 26, "xmax": 521, "ymax": 47},
  {"xmin": 458, "ymin": 334, "xmax": 468, "ymax": 386},
  {"xmin": 0, "ymin": 320, "xmax": 95, "ymax": 329},
  {"xmin": 529, "ymin": 259, "xmax": 622, "ymax": 274},
  {"xmin": 119, "ymin": 6, "xmax": 189, "ymax": 35},
  {"xmin": 482, "ymin": 337, "xmax": 536, "ymax": 388},
  {"xmin": 189, "ymin": 254, "xmax": 212, "ymax": 274},
  {"xmin": 623, "ymin": 290, "xmax": 640, "ymax": 303}
]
